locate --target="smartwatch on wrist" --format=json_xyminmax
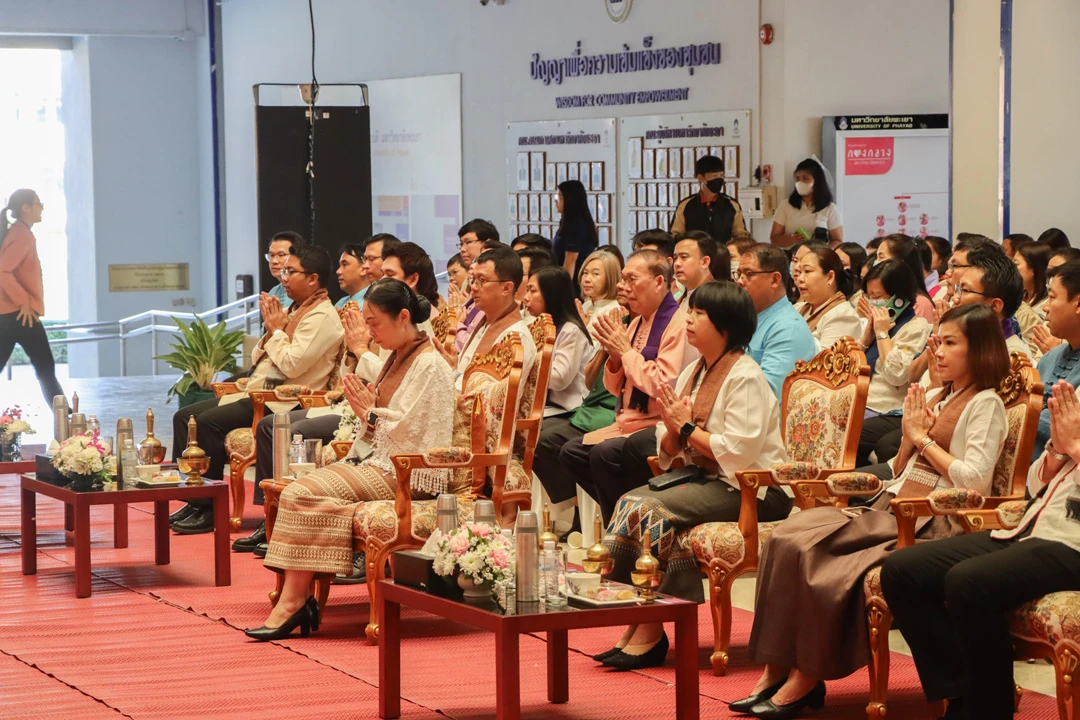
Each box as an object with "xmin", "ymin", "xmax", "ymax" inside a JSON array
[{"xmin": 679, "ymin": 421, "xmax": 696, "ymax": 442}]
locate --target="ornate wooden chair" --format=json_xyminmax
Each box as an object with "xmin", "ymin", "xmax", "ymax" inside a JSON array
[
  {"xmin": 498, "ymin": 314, "xmax": 555, "ymax": 523},
  {"xmin": 954, "ymin": 504, "xmax": 1080, "ymax": 720},
  {"xmin": 839, "ymin": 354, "xmax": 1041, "ymax": 720},
  {"xmin": 261, "ymin": 334, "xmax": 525, "ymax": 643},
  {"xmin": 682, "ymin": 338, "xmax": 871, "ymax": 675},
  {"xmin": 209, "ymin": 380, "xmax": 320, "ymax": 530}
]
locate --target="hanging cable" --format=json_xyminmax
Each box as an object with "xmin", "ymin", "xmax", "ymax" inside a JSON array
[{"xmin": 305, "ymin": 0, "xmax": 319, "ymax": 243}]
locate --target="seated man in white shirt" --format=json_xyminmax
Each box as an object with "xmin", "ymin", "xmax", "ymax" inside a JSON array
[
  {"xmin": 170, "ymin": 245, "xmax": 344, "ymax": 535},
  {"xmin": 445, "ymin": 245, "xmax": 536, "ymax": 391}
]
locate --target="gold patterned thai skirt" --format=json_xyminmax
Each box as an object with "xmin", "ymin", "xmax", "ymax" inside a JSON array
[{"xmin": 262, "ymin": 460, "xmax": 396, "ymax": 575}]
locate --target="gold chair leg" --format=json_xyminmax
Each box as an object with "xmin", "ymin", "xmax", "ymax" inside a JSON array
[
  {"xmin": 707, "ymin": 562, "xmax": 737, "ymax": 676},
  {"xmin": 269, "ymin": 573, "xmax": 283, "ymax": 606},
  {"xmin": 365, "ymin": 542, "xmax": 390, "ymax": 645},
  {"xmin": 865, "ymin": 599, "xmax": 892, "ymax": 720},
  {"xmin": 228, "ymin": 455, "xmax": 253, "ymax": 531},
  {"xmin": 1054, "ymin": 644, "xmax": 1079, "ymax": 720}
]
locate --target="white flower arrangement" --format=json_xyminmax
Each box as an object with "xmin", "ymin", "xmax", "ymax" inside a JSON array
[
  {"xmin": 0, "ymin": 406, "xmax": 35, "ymax": 436},
  {"xmin": 433, "ymin": 522, "xmax": 515, "ymax": 590},
  {"xmin": 332, "ymin": 401, "xmax": 358, "ymax": 443},
  {"xmin": 52, "ymin": 432, "xmax": 114, "ymax": 488}
]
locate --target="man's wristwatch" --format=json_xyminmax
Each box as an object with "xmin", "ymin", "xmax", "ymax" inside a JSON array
[{"xmin": 679, "ymin": 421, "xmax": 697, "ymax": 441}]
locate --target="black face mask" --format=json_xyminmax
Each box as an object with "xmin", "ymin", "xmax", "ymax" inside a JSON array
[{"xmin": 705, "ymin": 178, "xmax": 726, "ymax": 194}]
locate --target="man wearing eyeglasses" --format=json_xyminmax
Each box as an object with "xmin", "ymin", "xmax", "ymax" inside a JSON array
[
  {"xmin": 452, "ymin": 219, "xmax": 502, "ymax": 352},
  {"xmin": 265, "ymin": 231, "xmax": 304, "ymax": 311},
  {"xmin": 170, "ymin": 245, "xmax": 344, "ymax": 535},
  {"xmin": 735, "ymin": 244, "xmax": 816, "ymax": 400}
]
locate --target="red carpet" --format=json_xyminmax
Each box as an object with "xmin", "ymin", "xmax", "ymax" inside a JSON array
[{"xmin": 0, "ymin": 473, "xmax": 1063, "ymax": 719}]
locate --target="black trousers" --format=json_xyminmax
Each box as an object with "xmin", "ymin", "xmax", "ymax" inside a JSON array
[
  {"xmin": 856, "ymin": 414, "xmax": 903, "ymax": 467},
  {"xmin": 172, "ymin": 397, "xmax": 264, "ymax": 508},
  {"xmin": 253, "ymin": 409, "xmax": 340, "ymax": 505},
  {"xmin": 881, "ymin": 531, "xmax": 1080, "ymax": 718},
  {"xmin": 0, "ymin": 311, "xmax": 64, "ymax": 404},
  {"xmin": 560, "ymin": 427, "xmax": 657, "ymax": 524},
  {"xmin": 533, "ymin": 416, "xmax": 586, "ymax": 504}
]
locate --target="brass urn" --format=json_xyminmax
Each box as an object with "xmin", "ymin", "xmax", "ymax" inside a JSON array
[
  {"xmin": 137, "ymin": 407, "xmax": 167, "ymax": 464},
  {"xmin": 630, "ymin": 529, "xmax": 664, "ymax": 604},
  {"xmin": 538, "ymin": 503, "xmax": 559, "ymax": 550},
  {"xmin": 177, "ymin": 415, "xmax": 210, "ymax": 484},
  {"xmin": 580, "ymin": 512, "xmax": 613, "ymax": 575}
]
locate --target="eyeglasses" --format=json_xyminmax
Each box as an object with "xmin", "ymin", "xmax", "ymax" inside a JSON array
[
  {"xmin": 460, "ymin": 238, "xmax": 481, "ymax": 250},
  {"xmin": 952, "ymin": 284, "xmax": 991, "ymax": 300},
  {"xmin": 362, "ymin": 254, "xmax": 382, "ymax": 264},
  {"xmin": 618, "ymin": 274, "xmax": 645, "ymax": 286},
  {"xmin": 264, "ymin": 252, "xmax": 290, "ymax": 262},
  {"xmin": 947, "ymin": 261, "xmax": 971, "ymax": 271},
  {"xmin": 471, "ymin": 275, "xmax": 499, "ymax": 288},
  {"xmin": 280, "ymin": 267, "xmax": 311, "ymax": 279},
  {"xmin": 733, "ymin": 269, "xmax": 774, "ymax": 280}
]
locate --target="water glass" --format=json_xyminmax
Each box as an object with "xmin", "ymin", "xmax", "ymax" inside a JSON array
[{"xmin": 303, "ymin": 438, "xmax": 324, "ymax": 467}]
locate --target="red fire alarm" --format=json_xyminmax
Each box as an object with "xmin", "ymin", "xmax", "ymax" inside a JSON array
[{"xmin": 759, "ymin": 24, "xmax": 774, "ymax": 45}]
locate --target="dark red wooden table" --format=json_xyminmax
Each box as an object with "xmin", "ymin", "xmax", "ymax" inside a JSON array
[
  {"xmin": 20, "ymin": 473, "xmax": 231, "ymax": 597},
  {"xmin": 378, "ymin": 580, "xmax": 699, "ymax": 720}
]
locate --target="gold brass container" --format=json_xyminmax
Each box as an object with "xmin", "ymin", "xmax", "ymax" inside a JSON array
[
  {"xmin": 137, "ymin": 408, "xmax": 167, "ymax": 464},
  {"xmin": 538, "ymin": 503, "xmax": 559, "ymax": 550},
  {"xmin": 580, "ymin": 512, "xmax": 613, "ymax": 575},
  {"xmin": 630, "ymin": 529, "xmax": 664, "ymax": 604},
  {"xmin": 177, "ymin": 415, "xmax": 210, "ymax": 484}
]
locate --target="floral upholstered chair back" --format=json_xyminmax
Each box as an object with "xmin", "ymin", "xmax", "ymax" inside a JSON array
[
  {"xmin": 513, "ymin": 314, "xmax": 556, "ymax": 457},
  {"xmin": 445, "ymin": 335, "xmax": 524, "ymax": 498},
  {"xmin": 780, "ymin": 338, "xmax": 870, "ymax": 470},
  {"xmin": 990, "ymin": 354, "xmax": 1042, "ymax": 498}
]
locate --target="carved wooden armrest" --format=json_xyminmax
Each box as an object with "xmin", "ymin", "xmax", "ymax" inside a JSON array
[
  {"xmin": 646, "ymin": 455, "xmax": 685, "ymax": 477},
  {"xmin": 272, "ymin": 384, "xmax": 313, "ymax": 400},
  {"xmin": 324, "ymin": 388, "xmax": 345, "ymax": 404},
  {"xmin": 331, "ymin": 440, "xmax": 352, "ymax": 461},
  {"xmin": 212, "ymin": 381, "xmax": 239, "ymax": 398},
  {"xmin": 299, "ymin": 394, "xmax": 329, "ymax": 409},
  {"xmin": 731, "ymin": 469, "xmax": 780, "ymax": 567},
  {"xmin": 890, "ymin": 488, "xmax": 985, "ymax": 548},
  {"xmin": 979, "ymin": 493, "xmax": 1025, "ymax": 510},
  {"xmin": 789, "ymin": 471, "xmax": 879, "ymax": 510},
  {"xmin": 958, "ymin": 499, "xmax": 1027, "ymax": 533}
]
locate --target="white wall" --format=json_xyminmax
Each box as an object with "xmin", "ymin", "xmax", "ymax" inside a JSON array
[
  {"xmin": 1010, "ymin": 0, "xmax": 1080, "ymax": 243},
  {"xmin": 220, "ymin": 0, "xmax": 949, "ymax": 281}
]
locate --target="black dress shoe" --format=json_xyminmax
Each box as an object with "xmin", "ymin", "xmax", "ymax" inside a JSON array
[
  {"xmin": 232, "ymin": 521, "xmax": 267, "ymax": 552},
  {"xmin": 591, "ymin": 647, "xmax": 621, "ymax": 662},
  {"xmin": 169, "ymin": 503, "xmax": 198, "ymax": 524},
  {"xmin": 333, "ymin": 551, "xmax": 367, "ymax": 584},
  {"xmin": 729, "ymin": 679, "xmax": 785, "ymax": 713},
  {"xmin": 253, "ymin": 542, "xmax": 268, "ymax": 558},
  {"xmin": 244, "ymin": 603, "xmax": 314, "ymax": 641},
  {"xmin": 172, "ymin": 506, "xmax": 214, "ymax": 535},
  {"xmin": 305, "ymin": 595, "xmax": 320, "ymax": 632},
  {"xmin": 748, "ymin": 681, "xmax": 826, "ymax": 719},
  {"xmin": 601, "ymin": 632, "xmax": 668, "ymax": 671}
]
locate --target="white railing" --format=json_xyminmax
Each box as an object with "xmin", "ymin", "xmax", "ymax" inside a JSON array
[{"xmin": 6, "ymin": 295, "xmax": 262, "ymax": 379}]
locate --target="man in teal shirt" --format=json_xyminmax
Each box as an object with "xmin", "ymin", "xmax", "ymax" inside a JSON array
[
  {"xmin": 333, "ymin": 240, "xmax": 371, "ymax": 309},
  {"xmin": 736, "ymin": 243, "xmax": 817, "ymax": 399},
  {"xmin": 265, "ymin": 231, "xmax": 303, "ymax": 310},
  {"xmin": 1033, "ymin": 261, "xmax": 1080, "ymax": 459}
]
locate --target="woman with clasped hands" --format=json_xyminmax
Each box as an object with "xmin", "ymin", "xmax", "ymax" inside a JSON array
[
  {"xmin": 0, "ymin": 188, "xmax": 64, "ymax": 403},
  {"xmin": 592, "ymin": 282, "xmax": 792, "ymax": 671},
  {"xmin": 246, "ymin": 279, "xmax": 455, "ymax": 642},
  {"xmin": 731, "ymin": 303, "xmax": 1009, "ymax": 719}
]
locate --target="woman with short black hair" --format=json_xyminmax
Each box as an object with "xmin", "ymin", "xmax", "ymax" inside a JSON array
[{"xmin": 592, "ymin": 281, "xmax": 793, "ymax": 671}]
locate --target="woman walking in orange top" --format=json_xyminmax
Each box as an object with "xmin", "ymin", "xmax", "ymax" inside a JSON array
[{"xmin": 0, "ymin": 188, "xmax": 64, "ymax": 403}]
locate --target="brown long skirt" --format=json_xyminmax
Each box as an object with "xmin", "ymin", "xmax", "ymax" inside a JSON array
[
  {"xmin": 748, "ymin": 502, "xmax": 918, "ymax": 680},
  {"xmin": 262, "ymin": 461, "xmax": 396, "ymax": 575}
]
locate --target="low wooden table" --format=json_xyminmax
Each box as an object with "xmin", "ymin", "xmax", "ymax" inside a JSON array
[
  {"xmin": 0, "ymin": 443, "xmax": 45, "ymax": 475},
  {"xmin": 20, "ymin": 473, "xmax": 231, "ymax": 598},
  {"xmin": 378, "ymin": 581, "xmax": 699, "ymax": 720}
]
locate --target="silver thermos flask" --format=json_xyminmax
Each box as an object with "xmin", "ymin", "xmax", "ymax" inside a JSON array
[
  {"xmin": 272, "ymin": 412, "xmax": 292, "ymax": 481},
  {"xmin": 70, "ymin": 413, "xmax": 87, "ymax": 437},
  {"xmin": 115, "ymin": 418, "xmax": 134, "ymax": 487},
  {"xmin": 515, "ymin": 510, "xmax": 540, "ymax": 602},
  {"xmin": 472, "ymin": 499, "xmax": 496, "ymax": 527},
  {"xmin": 52, "ymin": 395, "xmax": 69, "ymax": 443},
  {"xmin": 436, "ymin": 494, "xmax": 459, "ymax": 537}
]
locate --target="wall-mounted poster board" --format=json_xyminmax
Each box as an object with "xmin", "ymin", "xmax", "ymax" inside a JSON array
[
  {"xmin": 505, "ymin": 118, "xmax": 617, "ymax": 246},
  {"xmin": 822, "ymin": 114, "xmax": 950, "ymax": 244},
  {"xmin": 618, "ymin": 110, "xmax": 751, "ymax": 250}
]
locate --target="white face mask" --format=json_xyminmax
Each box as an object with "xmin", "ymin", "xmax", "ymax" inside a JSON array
[{"xmin": 795, "ymin": 180, "xmax": 814, "ymax": 196}]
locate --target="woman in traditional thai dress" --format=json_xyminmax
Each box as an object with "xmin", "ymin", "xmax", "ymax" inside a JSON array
[
  {"xmin": 246, "ymin": 279, "xmax": 455, "ymax": 641},
  {"xmin": 592, "ymin": 281, "xmax": 793, "ymax": 670},
  {"xmin": 794, "ymin": 246, "xmax": 863, "ymax": 352},
  {"xmin": 732, "ymin": 303, "xmax": 1010, "ymax": 719}
]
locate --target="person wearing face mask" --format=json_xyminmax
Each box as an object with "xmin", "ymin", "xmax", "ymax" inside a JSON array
[
  {"xmin": 771, "ymin": 158, "xmax": 844, "ymax": 248},
  {"xmin": 670, "ymin": 155, "xmax": 751, "ymax": 245}
]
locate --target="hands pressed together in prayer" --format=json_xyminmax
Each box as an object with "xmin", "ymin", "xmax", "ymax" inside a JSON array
[
  {"xmin": 901, "ymin": 383, "xmax": 937, "ymax": 446},
  {"xmin": 342, "ymin": 373, "xmax": 377, "ymax": 418},
  {"xmin": 657, "ymin": 381, "xmax": 693, "ymax": 437},
  {"xmin": 1032, "ymin": 324, "xmax": 1064, "ymax": 356},
  {"xmin": 341, "ymin": 304, "xmax": 372, "ymax": 356},
  {"xmin": 1047, "ymin": 380, "xmax": 1080, "ymax": 466},
  {"xmin": 591, "ymin": 307, "xmax": 632, "ymax": 358},
  {"xmin": 260, "ymin": 292, "xmax": 288, "ymax": 333}
]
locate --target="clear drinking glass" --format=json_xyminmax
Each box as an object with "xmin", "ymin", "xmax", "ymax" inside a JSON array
[{"xmin": 303, "ymin": 438, "xmax": 324, "ymax": 467}]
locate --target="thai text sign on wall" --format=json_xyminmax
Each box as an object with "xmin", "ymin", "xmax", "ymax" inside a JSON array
[{"xmin": 108, "ymin": 263, "xmax": 190, "ymax": 292}]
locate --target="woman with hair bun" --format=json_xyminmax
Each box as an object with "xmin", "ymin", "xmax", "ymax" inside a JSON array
[
  {"xmin": 247, "ymin": 278, "xmax": 455, "ymax": 642},
  {"xmin": 795, "ymin": 246, "xmax": 864, "ymax": 351}
]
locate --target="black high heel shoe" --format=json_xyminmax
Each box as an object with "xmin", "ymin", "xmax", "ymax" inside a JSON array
[
  {"xmin": 601, "ymin": 632, "xmax": 669, "ymax": 671},
  {"xmin": 748, "ymin": 680, "xmax": 826, "ymax": 719},
  {"xmin": 245, "ymin": 603, "xmax": 314, "ymax": 642},
  {"xmin": 591, "ymin": 647, "xmax": 621, "ymax": 662},
  {"xmin": 729, "ymin": 679, "xmax": 785, "ymax": 713},
  {"xmin": 306, "ymin": 596, "xmax": 320, "ymax": 632}
]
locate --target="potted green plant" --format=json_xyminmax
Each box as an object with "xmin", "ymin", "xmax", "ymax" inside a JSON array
[{"xmin": 155, "ymin": 316, "xmax": 246, "ymax": 407}]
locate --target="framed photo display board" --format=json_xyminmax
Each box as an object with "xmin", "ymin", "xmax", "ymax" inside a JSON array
[
  {"xmin": 619, "ymin": 110, "xmax": 752, "ymax": 251},
  {"xmin": 506, "ymin": 118, "xmax": 617, "ymax": 247}
]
